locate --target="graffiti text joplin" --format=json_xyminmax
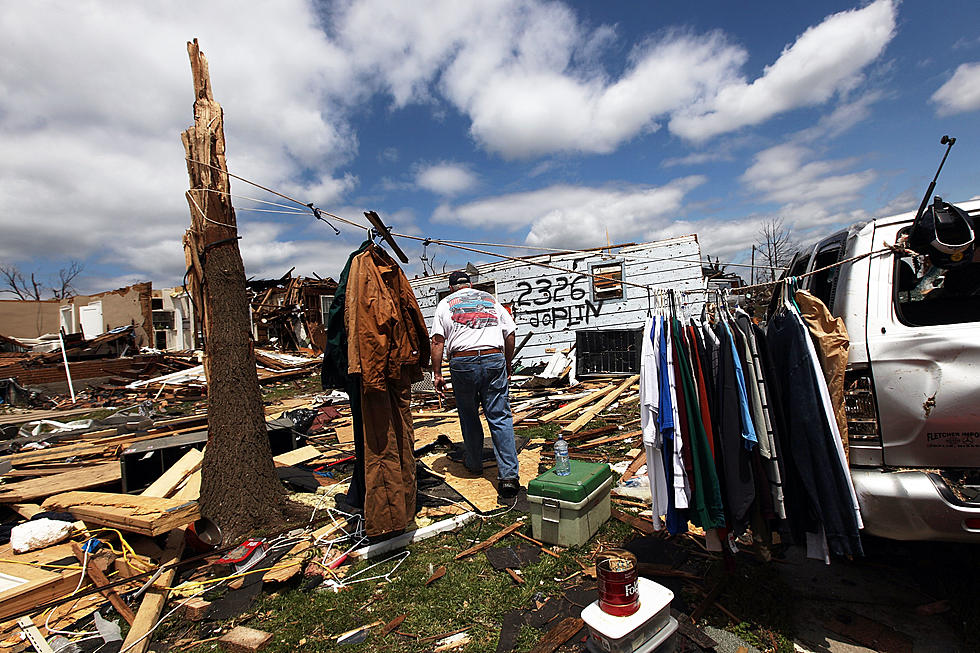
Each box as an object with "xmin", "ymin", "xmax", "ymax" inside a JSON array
[{"xmin": 511, "ymin": 275, "xmax": 603, "ymax": 327}]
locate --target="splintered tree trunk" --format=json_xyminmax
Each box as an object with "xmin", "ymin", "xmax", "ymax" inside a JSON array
[{"xmin": 181, "ymin": 39, "xmax": 284, "ymax": 541}]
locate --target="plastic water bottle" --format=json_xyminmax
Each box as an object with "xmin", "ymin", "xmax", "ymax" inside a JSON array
[{"xmin": 554, "ymin": 434, "xmax": 570, "ymax": 476}]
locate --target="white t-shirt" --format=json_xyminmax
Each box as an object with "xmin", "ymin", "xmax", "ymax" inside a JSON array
[{"xmin": 431, "ymin": 288, "xmax": 516, "ymax": 354}]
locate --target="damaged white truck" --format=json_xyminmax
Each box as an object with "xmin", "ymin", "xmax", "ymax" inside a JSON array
[{"xmin": 785, "ymin": 192, "xmax": 980, "ymax": 541}]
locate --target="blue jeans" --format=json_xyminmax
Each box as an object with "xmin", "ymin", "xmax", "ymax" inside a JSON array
[{"xmin": 449, "ymin": 353, "xmax": 520, "ymax": 480}]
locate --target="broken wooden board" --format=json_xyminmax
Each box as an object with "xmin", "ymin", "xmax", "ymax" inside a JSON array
[
  {"xmin": 0, "ymin": 461, "xmax": 121, "ymax": 503},
  {"xmin": 272, "ymin": 445, "xmax": 322, "ymax": 467},
  {"xmin": 537, "ymin": 386, "xmax": 615, "ymax": 423},
  {"xmin": 120, "ymin": 478, "xmax": 197, "ymax": 653},
  {"xmin": 70, "ymin": 541, "xmax": 135, "ymax": 625},
  {"xmin": 140, "ymin": 448, "xmax": 203, "ymax": 499},
  {"xmin": 455, "ymin": 521, "xmax": 525, "ymax": 560},
  {"xmin": 561, "ymin": 375, "xmax": 639, "ymax": 434},
  {"xmin": 41, "ymin": 491, "xmax": 199, "ymax": 536},
  {"xmin": 610, "ymin": 507, "xmax": 656, "ymax": 535},
  {"xmin": 529, "ymin": 617, "xmax": 584, "ymax": 653},
  {"xmin": 0, "ymin": 541, "xmax": 85, "ymax": 621},
  {"xmin": 421, "ymin": 446, "xmax": 541, "ymax": 512}
]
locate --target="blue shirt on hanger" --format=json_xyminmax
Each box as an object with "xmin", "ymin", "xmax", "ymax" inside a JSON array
[{"xmin": 721, "ymin": 319, "xmax": 758, "ymax": 449}]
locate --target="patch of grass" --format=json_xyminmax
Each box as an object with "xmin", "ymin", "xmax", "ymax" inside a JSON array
[{"xmin": 175, "ymin": 510, "xmax": 643, "ymax": 653}]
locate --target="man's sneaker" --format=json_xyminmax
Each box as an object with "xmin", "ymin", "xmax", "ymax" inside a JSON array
[{"xmin": 498, "ymin": 478, "xmax": 520, "ymax": 498}]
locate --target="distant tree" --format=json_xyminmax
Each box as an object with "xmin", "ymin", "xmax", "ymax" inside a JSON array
[
  {"xmin": 51, "ymin": 261, "xmax": 84, "ymax": 299},
  {"xmin": 0, "ymin": 262, "xmax": 83, "ymax": 300},
  {"xmin": 756, "ymin": 217, "xmax": 795, "ymax": 283}
]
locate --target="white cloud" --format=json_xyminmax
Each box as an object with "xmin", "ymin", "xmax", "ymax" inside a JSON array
[
  {"xmin": 0, "ymin": 1, "xmax": 355, "ymax": 284},
  {"xmin": 741, "ymin": 143, "xmax": 876, "ymax": 229},
  {"xmin": 669, "ymin": 0, "xmax": 896, "ymax": 141},
  {"xmin": 327, "ymin": 0, "xmax": 891, "ymax": 158},
  {"xmin": 416, "ymin": 163, "xmax": 479, "ymax": 196},
  {"xmin": 432, "ymin": 177, "xmax": 705, "ymax": 249},
  {"xmin": 931, "ymin": 62, "xmax": 980, "ymax": 115}
]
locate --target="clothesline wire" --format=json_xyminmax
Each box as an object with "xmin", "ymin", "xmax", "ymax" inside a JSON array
[
  {"xmin": 728, "ymin": 244, "xmax": 902, "ymax": 295},
  {"xmin": 185, "ymin": 157, "xmax": 365, "ymax": 231},
  {"xmin": 181, "ymin": 157, "xmax": 783, "ymax": 291},
  {"xmin": 390, "ymin": 231, "xmax": 687, "ymax": 293},
  {"xmin": 417, "ymin": 237, "xmax": 777, "ymax": 271},
  {"xmin": 198, "ymin": 187, "xmax": 308, "ymax": 213}
]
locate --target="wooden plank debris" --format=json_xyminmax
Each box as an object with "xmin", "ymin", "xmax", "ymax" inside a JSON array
[
  {"xmin": 512, "ymin": 530, "xmax": 561, "ymax": 558},
  {"xmin": 41, "ymin": 491, "xmax": 199, "ymax": 536},
  {"xmin": 182, "ymin": 597, "xmax": 211, "ymax": 621},
  {"xmin": 529, "ymin": 617, "xmax": 584, "ymax": 653},
  {"xmin": 561, "ymin": 376, "xmax": 639, "ymax": 434},
  {"xmin": 70, "ymin": 541, "xmax": 136, "ymax": 625},
  {"xmin": 119, "ymin": 480, "xmax": 195, "ymax": 653},
  {"xmin": 569, "ymin": 430, "xmax": 640, "ymax": 452},
  {"xmin": 537, "ymin": 386, "xmax": 614, "ymax": 423},
  {"xmin": 0, "ymin": 462, "xmax": 121, "ymax": 503},
  {"xmin": 381, "ymin": 614, "xmax": 407, "ymax": 636},
  {"xmin": 619, "ymin": 448, "xmax": 647, "ymax": 483},
  {"xmin": 140, "ymin": 448, "xmax": 203, "ymax": 499},
  {"xmin": 425, "ymin": 565, "xmax": 447, "ymax": 585},
  {"xmin": 455, "ymin": 521, "xmax": 525, "ymax": 560},
  {"xmin": 610, "ymin": 507, "xmax": 656, "ymax": 535},
  {"xmin": 272, "ymin": 445, "xmax": 322, "ymax": 467}
]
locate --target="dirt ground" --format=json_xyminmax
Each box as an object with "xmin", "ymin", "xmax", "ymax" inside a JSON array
[{"xmin": 768, "ymin": 537, "xmax": 976, "ymax": 653}]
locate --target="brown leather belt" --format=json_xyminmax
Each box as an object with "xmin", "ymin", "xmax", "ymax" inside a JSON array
[{"xmin": 451, "ymin": 347, "xmax": 502, "ymax": 359}]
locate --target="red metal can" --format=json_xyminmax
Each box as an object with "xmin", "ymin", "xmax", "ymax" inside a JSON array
[{"xmin": 596, "ymin": 549, "xmax": 640, "ymax": 616}]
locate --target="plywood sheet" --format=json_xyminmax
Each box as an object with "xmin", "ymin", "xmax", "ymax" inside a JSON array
[
  {"xmin": 421, "ymin": 446, "xmax": 541, "ymax": 512},
  {"xmin": 0, "ymin": 461, "xmax": 120, "ymax": 503}
]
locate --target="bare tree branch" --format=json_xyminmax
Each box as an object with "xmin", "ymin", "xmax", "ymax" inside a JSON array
[
  {"xmin": 51, "ymin": 261, "xmax": 84, "ymax": 299},
  {"xmin": 0, "ymin": 261, "xmax": 85, "ymax": 300},
  {"xmin": 757, "ymin": 217, "xmax": 795, "ymax": 283},
  {"xmin": 0, "ymin": 265, "xmax": 39, "ymax": 300}
]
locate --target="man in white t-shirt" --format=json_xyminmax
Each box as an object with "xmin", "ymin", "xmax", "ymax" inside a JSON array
[{"xmin": 430, "ymin": 270, "xmax": 520, "ymax": 498}]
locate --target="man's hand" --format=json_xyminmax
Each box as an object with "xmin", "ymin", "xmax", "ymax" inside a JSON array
[{"xmin": 433, "ymin": 371, "xmax": 447, "ymax": 396}]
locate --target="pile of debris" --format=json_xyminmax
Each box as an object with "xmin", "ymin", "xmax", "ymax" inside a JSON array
[{"xmin": 247, "ymin": 272, "xmax": 337, "ymax": 354}]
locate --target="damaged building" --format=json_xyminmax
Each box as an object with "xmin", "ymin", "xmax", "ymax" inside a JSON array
[{"xmin": 410, "ymin": 235, "xmax": 706, "ymax": 375}]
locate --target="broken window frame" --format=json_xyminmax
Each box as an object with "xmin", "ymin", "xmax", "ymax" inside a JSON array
[
  {"xmin": 893, "ymin": 227, "xmax": 980, "ymax": 327},
  {"xmin": 589, "ymin": 261, "xmax": 624, "ymax": 302}
]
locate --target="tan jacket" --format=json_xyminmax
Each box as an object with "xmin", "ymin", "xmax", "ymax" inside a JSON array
[
  {"xmin": 795, "ymin": 289, "xmax": 850, "ymax": 459},
  {"xmin": 345, "ymin": 244, "xmax": 430, "ymax": 392}
]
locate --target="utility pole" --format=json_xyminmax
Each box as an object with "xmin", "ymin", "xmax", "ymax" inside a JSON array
[
  {"xmin": 181, "ymin": 39, "xmax": 283, "ymax": 542},
  {"xmin": 750, "ymin": 245, "xmax": 756, "ymax": 286}
]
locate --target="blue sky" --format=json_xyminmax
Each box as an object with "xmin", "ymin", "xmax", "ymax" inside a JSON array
[{"xmin": 1, "ymin": 0, "xmax": 979, "ymax": 295}]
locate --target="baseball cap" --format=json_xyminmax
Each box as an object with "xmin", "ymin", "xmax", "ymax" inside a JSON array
[{"xmin": 448, "ymin": 270, "xmax": 471, "ymax": 286}]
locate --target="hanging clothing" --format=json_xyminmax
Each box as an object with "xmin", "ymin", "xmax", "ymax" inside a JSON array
[
  {"xmin": 687, "ymin": 325, "xmax": 717, "ymax": 460},
  {"xmin": 346, "ymin": 245, "xmax": 430, "ymax": 392},
  {"xmin": 791, "ymin": 297, "xmax": 863, "ymax": 532},
  {"xmin": 345, "ymin": 244, "xmax": 430, "ymax": 537},
  {"xmin": 720, "ymin": 320, "xmax": 758, "ymax": 449},
  {"xmin": 640, "ymin": 318, "xmax": 668, "ymax": 530},
  {"xmin": 794, "ymin": 290, "xmax": 851, "ymax": 461},
  {"xmin": 672, "ymin": 318, "xmax": 726, "ymax": 529},
  {"xmin": 321, "ymin": 241, "xmax": 371, "ymax": 509},
  {"xmin": 657, "ymin": 316, "xmax": 687, "ymax": 534},
  {"xmin": 665, "ymin": 319, "xmax": 691, "ymax": 511},
  {"xmin": 766, "ymin": 309, "xmax": 863, "ymax": 557},
  {"xmin": 713, "ymin": 321, "xmax": 756, "ymax": 534},
  {"xmin": 733, "ymin": 312, "xmax": 786, "ymax": 519}
]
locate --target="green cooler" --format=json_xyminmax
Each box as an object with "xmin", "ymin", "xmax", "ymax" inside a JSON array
[{"xmin": 527, "ymin": 460, "xmax": 613, "ymax": 547}]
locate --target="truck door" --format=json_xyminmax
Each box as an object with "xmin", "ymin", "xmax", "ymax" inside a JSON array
[{"xmin": 866, "ymin": 220, "xmax": 980, "ymax": 468}]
